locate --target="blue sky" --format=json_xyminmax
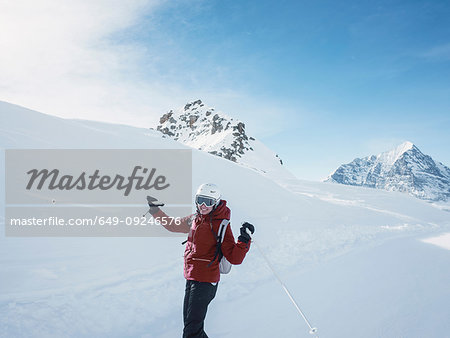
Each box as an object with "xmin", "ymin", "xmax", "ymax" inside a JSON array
[{"xmin": 1, "ymin": 0, "xmax": 450, "ymax": 180}]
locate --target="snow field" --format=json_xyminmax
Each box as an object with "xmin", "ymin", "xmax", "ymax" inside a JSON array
[{"xmin": 1, "ymin": 101, "xmax": 450, "ymax": 337}]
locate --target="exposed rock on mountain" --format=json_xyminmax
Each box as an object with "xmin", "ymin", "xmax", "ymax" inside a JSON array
[
  {"xmin": 155, "ymin": 100, "xmax": 293, "ymax": 179},
  {"xmin": 325, "ymin": 141, "xmax": 450, "ymax": 202}
]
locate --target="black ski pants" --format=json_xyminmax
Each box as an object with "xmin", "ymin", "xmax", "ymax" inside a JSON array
[{"xmin": 183, "ymin": 280, "xmax": 218, "ymax": 338}]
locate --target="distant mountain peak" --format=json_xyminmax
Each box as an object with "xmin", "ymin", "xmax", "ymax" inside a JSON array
[
  {"xmin": 325, "ymin": 142, "xmax": 450, "ymax": 202},
  {"xmin": 377, "ymin": 141, "xmax": 415, "ymax": 166},
  {"xmin": 390, "ymin": 140, "xmax": 415, "ymax": 155},
  {"xmin": 154, "ymin": 100, "xmax": 294, "ymax": 179}
]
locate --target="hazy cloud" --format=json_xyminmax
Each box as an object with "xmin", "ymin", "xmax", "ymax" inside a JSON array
[
  {"xmin": 0, "ymin": 0, "xmax": 183, "ymax": 126},
  {"xmin": 420, "ymin": 43, "xmax": 450, "ymax": 61},
  {"xmin": 0, "ymin": 0, "xmax": 301, "ymax": 135}
]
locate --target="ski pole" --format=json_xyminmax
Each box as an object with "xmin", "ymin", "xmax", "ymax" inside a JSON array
[{"xmin": 252, "ymin": 238, "xmax": 319, "ymax": 337}]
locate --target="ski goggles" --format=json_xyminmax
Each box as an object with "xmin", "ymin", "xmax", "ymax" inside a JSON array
[{"xmin": 195, "ymin": 195, "xmax": 217, "ymax": 207}]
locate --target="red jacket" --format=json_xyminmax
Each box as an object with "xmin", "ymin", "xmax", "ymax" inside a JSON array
[{"xmin": 153, "ymin": 200, "xmax": 250, "ymax": 283}]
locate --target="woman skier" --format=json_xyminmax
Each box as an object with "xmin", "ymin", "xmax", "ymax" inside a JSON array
[{"xmin": 147, "ymin": 183, "xmax": 254, "ymax": 338}]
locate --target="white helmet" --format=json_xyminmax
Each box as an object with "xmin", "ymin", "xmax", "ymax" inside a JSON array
[{"xmin": 195, "ymin": 183, "xmax": 221, "ymax": 207}]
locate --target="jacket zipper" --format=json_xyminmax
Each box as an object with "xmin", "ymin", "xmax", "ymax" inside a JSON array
[
  {"xmin": 192, "ymin": 214, "xmax": 205, "ymax": 244},
  {"xmin": 192, "ymin": 258, "xmax": 210, "ymax": 262}
]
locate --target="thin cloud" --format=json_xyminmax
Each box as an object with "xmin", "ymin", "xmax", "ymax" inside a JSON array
[
  {"xmin": 420, "ymin": 43, "xmax": 450, "ymax": 61},
  {"xmin": 0, "ymin": 0, "xmax": 300, "ymax": 137},
  {"xmin": 0, "ymin": 0, "xmax": 178, "ymax": 126}
]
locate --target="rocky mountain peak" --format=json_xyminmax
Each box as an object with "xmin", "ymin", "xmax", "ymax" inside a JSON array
[
  {"xmin": 156, "ymin": 100, "xmax": 254, "ymax": 162},
  {"xmin": 325, "ymin": 142, "xmax": 450, "ymax": 202},
  {"xmin": 154, "ymin": 100, "xmax": 293, "ymax": 179}
]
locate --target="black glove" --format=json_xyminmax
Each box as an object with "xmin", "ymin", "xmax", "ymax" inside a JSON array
[
  {"xmin": 147, "ymin": 196, "xmax": 163, "ymax": 216},
  {"xmin": 238, "ymin": 222, "xmax": 255, "ymax": 244}
]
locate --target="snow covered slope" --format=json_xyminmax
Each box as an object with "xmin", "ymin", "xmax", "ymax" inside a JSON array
[
  {"xmin": 325, "ymin": 141, "xmax": 450, "ymax": 202},
  {"xmin": 1, "ymin": 101, "xmax": 450, "ymax": 337},
  {"xmin": 155, "ymin": 99, "xmax": 293, "ymax": 179}
]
